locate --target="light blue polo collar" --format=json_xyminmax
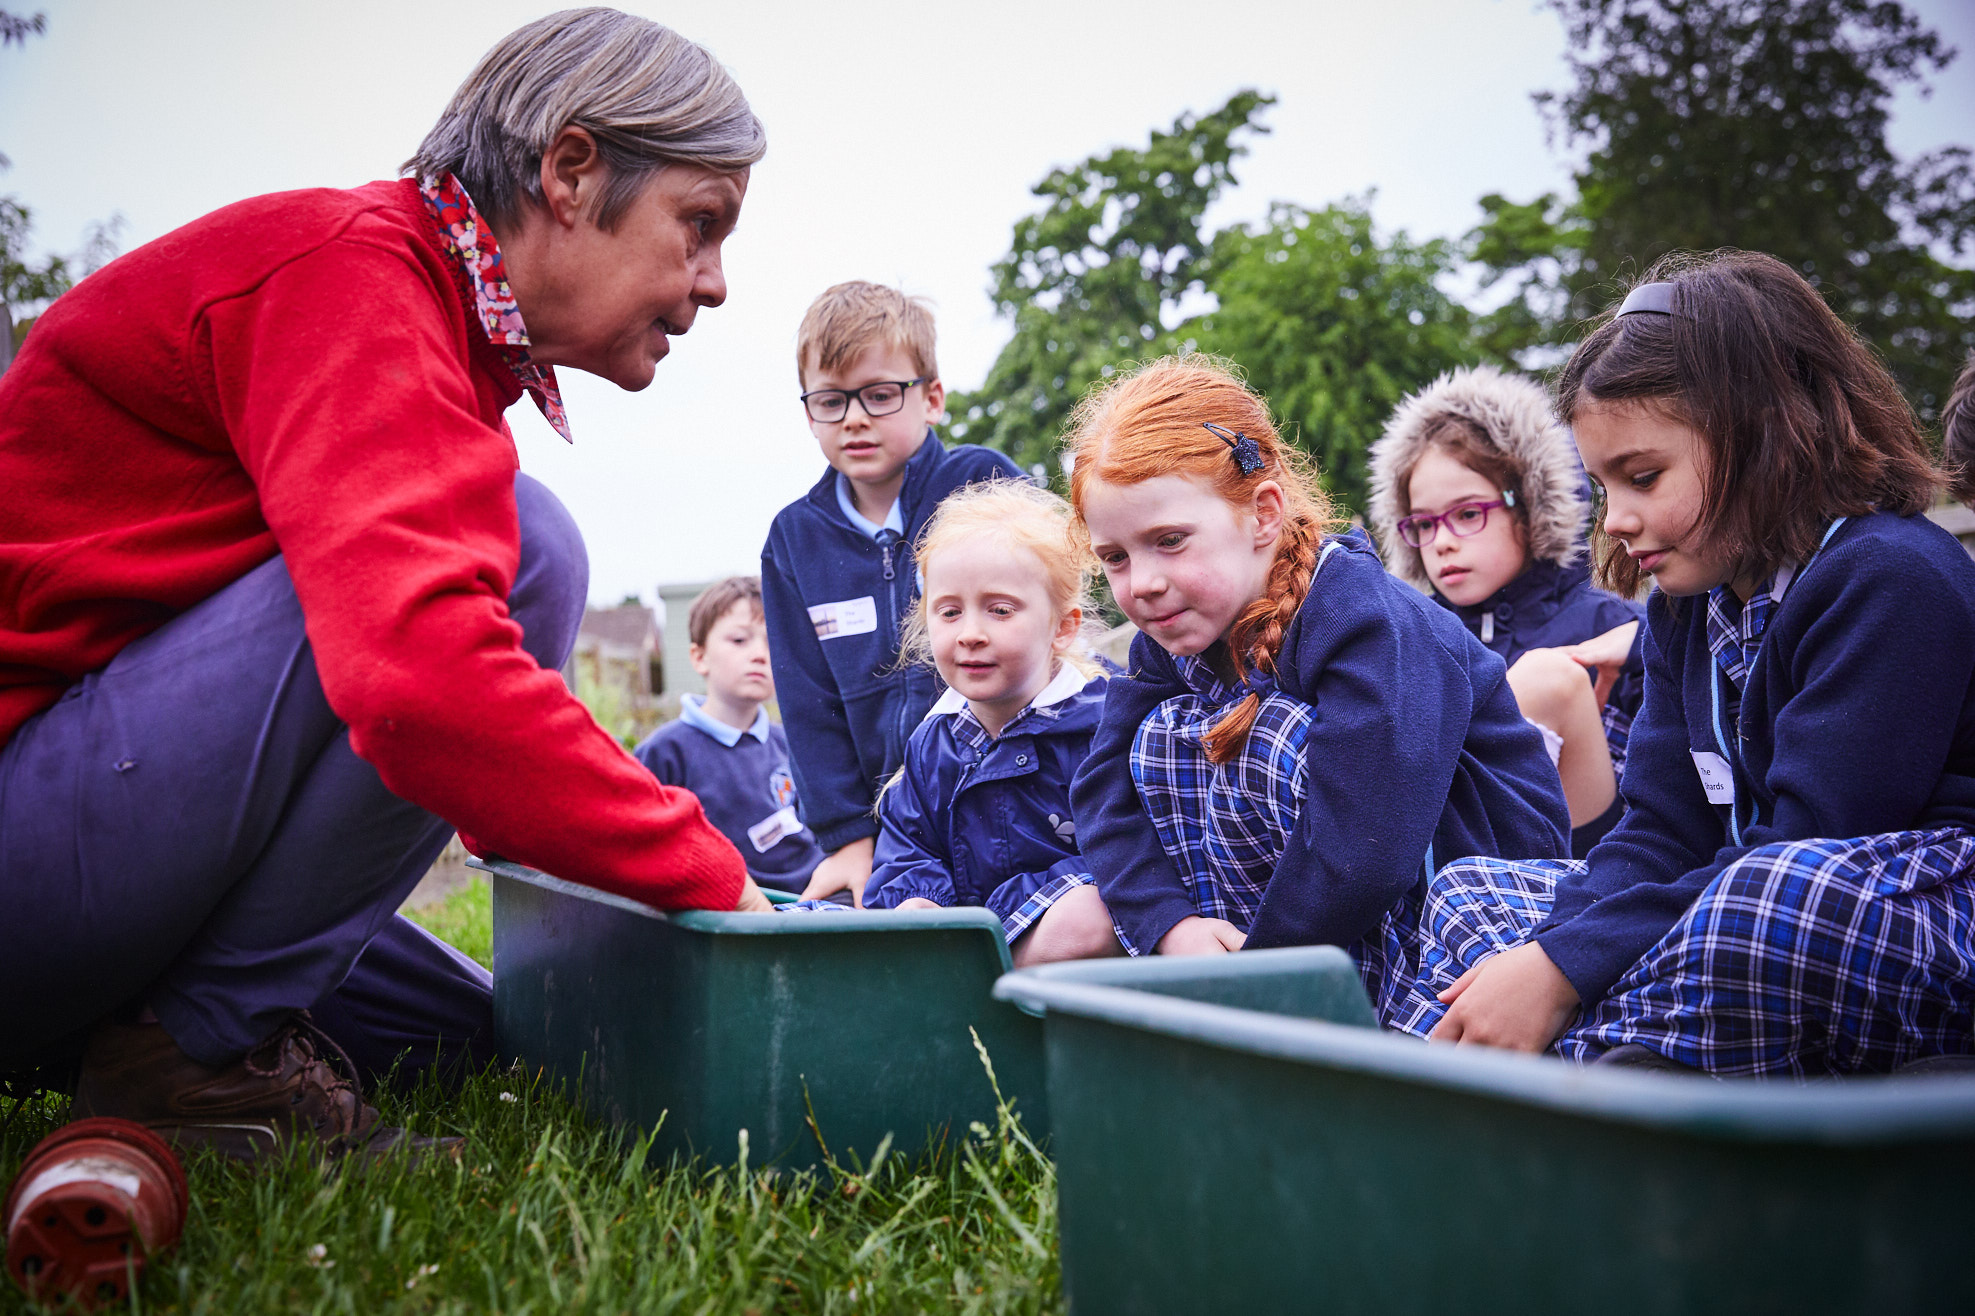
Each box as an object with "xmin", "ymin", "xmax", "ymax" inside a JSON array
[
  {"xmin": 678, "ymin": 693, "xmax": 771, "ymax": 747},
  {"xmin": 835, "ymin": 472, "xmax": 905, "ymax": 540}
]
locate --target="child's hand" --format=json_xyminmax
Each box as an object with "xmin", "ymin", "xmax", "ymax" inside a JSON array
[
  {"xmin": 735, "ymin": 876, "xmax": 774, "ymax": 913},
  {"xmin": 801, "ymin": 836, "xmax": 875, "ymax": 906},
  {"xmin": 1155, "ymin": 915, "xmax": 1248, "ymax": 955},
  {"xmin": 1428, "ymin": 941, "xmax": 1580, "ymax": 1052},
  {"xmin": 1561, "ymin": 620, "xmax": 1640, "ymax": 709},
  {"xmin": 894, "ymin": 897, "xmax": 942, "ymax": 911}
]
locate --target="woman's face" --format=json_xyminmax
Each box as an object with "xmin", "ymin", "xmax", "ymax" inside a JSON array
[
  {"xmin": 513, "ymin": 160, "xmax": 748, "ymax": 391},
  {"xmin": 1572, "ymin": 398, "xmax": 1728, "ymax": 597}
]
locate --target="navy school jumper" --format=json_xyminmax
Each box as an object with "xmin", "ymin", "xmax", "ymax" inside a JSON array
[
  {"xmin": 1072, "ymin": 528, "xmax": 1571, "ymax": 954},
  {"xmin": 760, "ymin": 433, "xmax": 1022, "ymax": 852},
  {"xmin": 863, "ymin": 670, "xmax": 1105, "ymax": 923},
  {"xmin": 1439, "ymin": 558, "xmax": 1646, "ymax": 854},
  {"xmin": 632, "ymin": 706, "xmax": 826, "ymax": 894},
  {"xmin": 1532, "ymin": 511, "xmax": 1975, "ymax": 1004}
]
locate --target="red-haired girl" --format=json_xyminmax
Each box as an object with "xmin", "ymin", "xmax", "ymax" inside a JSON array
[
  {"xmin": 1420, "ymin": 252, "xmax": 1975, "ymax": 1075},
  {"xmin": 1064, "ymin": 356, "xmax": 1570, "ymax": 1013}
]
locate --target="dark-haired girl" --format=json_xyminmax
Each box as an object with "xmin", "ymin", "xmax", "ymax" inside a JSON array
[
  {"xmin": 1407, "ymin": 251, "xmax": 1975, "ymax": 1076},
  {"xmin": 1368, "ymin": 366, "xmax": 1646, "ymax": 856},
  {"xmin": 1063, "ymin": 356, "xmax": 1568, "ymax": 1009}
]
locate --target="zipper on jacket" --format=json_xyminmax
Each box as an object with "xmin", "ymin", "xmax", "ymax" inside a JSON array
[{"xmin": 878, "ymin": 530, "xmax": 898, "ymax": 581}]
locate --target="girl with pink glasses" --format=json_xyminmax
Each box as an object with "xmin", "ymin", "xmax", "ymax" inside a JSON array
[{"xmin": 1369, "ymin": 366, "xmax": 1644, "ymax": 856}]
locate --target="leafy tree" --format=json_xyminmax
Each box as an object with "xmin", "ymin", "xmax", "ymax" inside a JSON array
[
  {"xmin": 945, "ymin": 91, "xmax": 1274, "ymax": 473},
  {"xmin": 1183, "ymin": 199, "xmax": 1479, "ymax": 513},
  {"xmin": 1480, "ymin": 0, "xmax": 1975, "ymax": 417},
  {"xmin": 1, "ymin": 9, "xmax": 119, "ymax": 369}
]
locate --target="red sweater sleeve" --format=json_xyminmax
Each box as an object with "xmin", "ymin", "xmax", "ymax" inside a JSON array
[{"xmin": 194, "ymin": 233, "xmax": 745, "ymax": 911}]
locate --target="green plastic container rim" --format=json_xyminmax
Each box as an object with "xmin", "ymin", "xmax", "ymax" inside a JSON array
[
  {"xmin": 994, "ymin": 948, "xmax": 1975, "ymax": 1145},
  {"xmin": 469, "ymin": 857, "xmax": 1014, "ymax": 968}
]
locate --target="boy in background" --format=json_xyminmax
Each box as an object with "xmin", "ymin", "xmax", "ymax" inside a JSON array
[
  {"xmin": 762, "ymin": 282, "xmax": 1021, "ymax": 904},
  {"xmin": 635, "ymin": 577, "xmax": 825, "ymax": 894}
]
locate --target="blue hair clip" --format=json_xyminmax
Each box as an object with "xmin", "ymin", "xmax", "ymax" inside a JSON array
[
  {"xmin": 1202, "ymin": 422, "xmax": 1266, "ymax": 476},
  {"xmin": 1616, "ymin": 281, "xmax": 1679, "ymax": 317}
]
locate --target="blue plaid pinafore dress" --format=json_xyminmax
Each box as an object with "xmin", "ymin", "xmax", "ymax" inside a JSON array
[{"xmin": 1126, "ymin": 654, "xmax": 1433, "ymax": 1014}]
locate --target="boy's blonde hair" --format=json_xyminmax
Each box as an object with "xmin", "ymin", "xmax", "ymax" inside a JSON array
[
  {"xmin": 901, "ymin": 479, "xmax": 1103, "ymax": 680},
  {"xmin": 796, "ymin": 281, "xmax": 939, "ymax": 387},
  {"xmin": 686, "ymin": 575, "xmax": 761, "ymax": 648}
]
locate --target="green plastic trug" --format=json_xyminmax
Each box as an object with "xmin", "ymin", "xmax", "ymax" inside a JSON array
[
  {"xmin": 996, "ymin": 948, "xmax": 1975, "ymax": 1316},
  {"xmin": 479, "ymin": 860, "xmax": 1046, "ymax": 1171}
]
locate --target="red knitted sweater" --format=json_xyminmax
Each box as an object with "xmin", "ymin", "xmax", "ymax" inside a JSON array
[{"xmin": 0, "ymin": 179, "xmax": 745, "ymax": 911}]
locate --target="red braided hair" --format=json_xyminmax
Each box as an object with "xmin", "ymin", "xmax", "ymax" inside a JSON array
[{"xmin": 1065, "ymin": 357, "xmax": 1338, "ymax": 763}]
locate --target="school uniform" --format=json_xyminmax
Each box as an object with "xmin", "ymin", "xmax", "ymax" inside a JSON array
[
  {"xmin": 633, "ymin": 697, "xmax": 826, "ymax": 894},
  {"xmin": 862, "ymin": 666, "xmax": 1106, "ymax": 942},
  {"xmin": 1440, "ymin": 559, "xmax": 1646, "ymax": 854},
  {"xmin": 1398, "ymin": 512, "xmax": 1975, "ymax": 1075},
  {"xmin": 1071, "ymin": 529, "xmax": 1570, "ymax": 1010},
  {"xmin": 760, "ymin": 434, "xmax": 1021, "ymax": 853}
]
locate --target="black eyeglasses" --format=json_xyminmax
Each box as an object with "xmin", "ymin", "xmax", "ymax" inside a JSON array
[{"xmin": 799, "ymin": 378, "xmax": 923, "ymax": 424}]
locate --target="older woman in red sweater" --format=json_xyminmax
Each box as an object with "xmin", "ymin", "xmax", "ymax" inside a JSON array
[{"xmin": 0, "ymin": 8, "xmax": 768, "ymax": 1158}]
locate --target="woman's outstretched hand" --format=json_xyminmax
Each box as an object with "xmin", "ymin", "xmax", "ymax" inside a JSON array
[
  {"xmin": 1428, "ymin": 940, "xmax": 1579, "ymax": 1052},
  {"xmin": 734, "ymin": 875, "xmax": 774, "ymax": 913},
  {"xmin": 1561, "ymin": 620, "xmax": 1639, "ymax": 709},
  {"xmin": 1156, "ymin": 915, "xmax": 1248, "ymax": 955}
]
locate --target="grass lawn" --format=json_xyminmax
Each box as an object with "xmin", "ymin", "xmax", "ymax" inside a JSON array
[{"xmin": 2, "ymin": 878, "xmax": 1063, "ymax": 1314}]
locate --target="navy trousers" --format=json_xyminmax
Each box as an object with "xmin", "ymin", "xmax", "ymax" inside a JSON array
[{"xmin": 0, "ymin": 474, "xmax": 587, "ymax": 1089}]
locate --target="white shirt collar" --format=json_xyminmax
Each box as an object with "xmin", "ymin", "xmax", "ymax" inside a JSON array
[
  {"xmin": 925, "ymin": 661, "xmax": 1090, "ymax": 722},
  {"xmin": 1771, "ymin": 559, "xmax": 1799, "ymax": 603},
  {"xmin": 834, "ymin": 472, "xmax": 905, "ymax": 539},
  {"xmin": 678, "ymin": 693, "xmax": 771, "ymax": 746}
]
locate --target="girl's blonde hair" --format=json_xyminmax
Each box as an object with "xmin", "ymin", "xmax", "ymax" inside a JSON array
[
  {"xmin": 1065, "ymin": 355, "xmax": 1338, "ymax": 763},
  {"xmin": 901, "ymin": 478, "xmax": 1104, "ymax": 680}
]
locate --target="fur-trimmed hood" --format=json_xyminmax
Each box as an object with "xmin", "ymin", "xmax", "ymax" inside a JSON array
[{"xmin": 1367, "ymin": 365, "xmax": 1589, "ymax": 591}]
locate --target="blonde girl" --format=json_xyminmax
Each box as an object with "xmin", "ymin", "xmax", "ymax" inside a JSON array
[
  {"xmin": 1064, "ymin": 357, "xmax": 1569, "ymax": 1015},
  {"xmin": 860, "ymin": 480, "xmax": 1122, "ymax": 966}
]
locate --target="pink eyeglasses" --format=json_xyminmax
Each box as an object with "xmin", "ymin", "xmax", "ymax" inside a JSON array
[{"xmin": 1396, "ymin": 493, "xmax": 1516, "ymax": 548}]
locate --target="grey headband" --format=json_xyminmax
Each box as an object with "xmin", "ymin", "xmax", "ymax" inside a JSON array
[{"xmin": 1617, "ymin": 282, "xmax": 1679, "ymax": 317}]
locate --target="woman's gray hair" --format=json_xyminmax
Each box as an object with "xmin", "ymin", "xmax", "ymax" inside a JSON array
[{"xmin": 406, "ymin": 8, "xmax": 765, "ymax": 233}]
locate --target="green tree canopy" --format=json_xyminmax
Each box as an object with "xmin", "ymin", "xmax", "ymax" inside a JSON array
[
  {"xmin": 946, "ymin": 91, "xmax": 1274, "ymax": 473},
  {"xmin": 1478, "ymin": 0, "xmax": 1975, "ymax": 416},
  {"xmin": 1, "ymin": 9, "xmax": 119, "ymax": 366},
  {"xmin": 1184, "ymin": 200, "xmax": 1478, "ymax": 513}
]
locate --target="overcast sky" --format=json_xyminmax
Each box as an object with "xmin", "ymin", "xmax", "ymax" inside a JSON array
[{"xmin": 5, "ymin": 0, "xmax": 1972, "ymax": 608}]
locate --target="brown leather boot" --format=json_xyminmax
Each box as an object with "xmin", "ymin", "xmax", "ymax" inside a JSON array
[{"xmin": 72, "ymin": 1013, "xmax": 460, "ymax": 1163}]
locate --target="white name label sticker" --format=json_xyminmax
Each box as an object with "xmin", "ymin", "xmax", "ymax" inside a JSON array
[
  {"xmin": 747, "ymin": 805, "xmax": 803, "ymax": 854},
  {"xmin": 808, "ymin": 596, "xmax": 878, "ymax": 640},
  {"xmin": 1690, "ymin": 750, "xmax": 1736, "ymax": 805}
]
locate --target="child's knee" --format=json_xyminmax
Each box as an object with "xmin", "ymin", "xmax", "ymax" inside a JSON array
[
  {"xmin": 1014, "ymin": 884, "xmax": 1122, "ymax": 965},
  {"xmin": 1507, "ymin": 648, "xmax": 1593, "ymax": 729}
]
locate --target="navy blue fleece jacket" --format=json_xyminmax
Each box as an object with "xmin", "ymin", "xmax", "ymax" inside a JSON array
[
  {"xmin": 760, "ymin": 433, "xmax": 1021, "ymax": 852},
  {"xmin": 1072, "ymin": 529, "xmax": 1571, "ymax": 954},
  {"xmin": 1534, "ymin": 512, "xmax": 1975, "ymax": 1003}
]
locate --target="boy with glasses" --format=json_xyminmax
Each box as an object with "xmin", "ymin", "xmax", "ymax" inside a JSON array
[{"xmin": 761, "ymin": 282, "xmax": 1021, "ymax": 904}]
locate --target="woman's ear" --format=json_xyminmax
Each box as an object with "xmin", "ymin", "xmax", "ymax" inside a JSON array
[
  {"xmin": 1053, "ymin": 605, "xmax": 1083, "ymax": 652},
  {"xmin": 1250, "ymin": 481, "xmax": 1286, "ymax": 550},
  {"xmin": 538, "ymin": 125, "xmax": 606, "ymax": 230}
]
